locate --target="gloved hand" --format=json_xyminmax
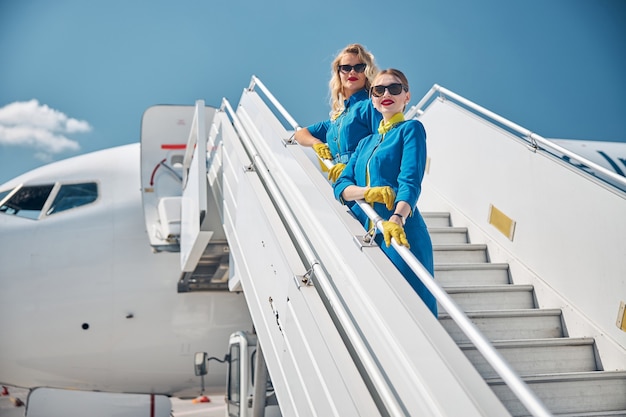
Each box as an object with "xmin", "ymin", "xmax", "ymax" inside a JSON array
[
  {"xmin": 328, "ymin": 163, "xmax": 346, "ymax": 182},
  {"xmin": 364, "ymin": 186, "xmax": 395, "ymax": 211},
  {"xmin": 313, "ymin": 143, "xmax": 332, "ymax": 160},
  {"xmin": 382, "ymin": 220, "xmax": 410, "ymax": 248}
]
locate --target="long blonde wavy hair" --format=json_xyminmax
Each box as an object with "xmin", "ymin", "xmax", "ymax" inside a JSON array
[{"xmin": 329, "ymin": 43, "xmax": 379, "ymax": 118}]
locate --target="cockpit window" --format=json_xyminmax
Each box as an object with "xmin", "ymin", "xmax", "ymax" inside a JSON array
[
  {"xmin": 0, "ymin": 182, "xmax": 98, "ymax": 219},
  {"xmin": 0, "ymin": 185, "xmax": 54, "ymax": 219},
  {"xmin": 47, "ymin": 183, "xmax": 98, "ymax": 215},
  {"xmin": 0, "ymin": 190, "xmax": 10, "ymax": 203}
]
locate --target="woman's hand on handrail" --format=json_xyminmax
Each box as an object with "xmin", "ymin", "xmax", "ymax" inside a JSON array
[
  {"xmin": 364, "ymin": 186, "xmax": 396, "ymax": 211},
  {"xmin": 312, "ymin": 143, "xmax": 332, "ymax": 160},
  {"xmin": 328, "ymin": 163, "xmax": 346, "ymax": 182},
  {"xmin": 381, "ymin": 220, "xmax": 410, "ymax": 248}
]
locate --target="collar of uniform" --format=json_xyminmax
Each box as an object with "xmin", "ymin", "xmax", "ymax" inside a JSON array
[
  {"xmin": 378, "ymin": 112, "xmax": 405, "ymax": 134},
  {"xmin": 343, "ymin": 89, "xmax": 369, "ymax": 108}
]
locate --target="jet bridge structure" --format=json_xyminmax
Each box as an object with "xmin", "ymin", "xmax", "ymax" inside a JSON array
[{"xmin": 140, "ymin": 77, "xmax": 626, "ymax": 416}]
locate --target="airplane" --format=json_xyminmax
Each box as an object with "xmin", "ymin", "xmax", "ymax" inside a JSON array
[
  {"xmin": 0, "ymin": 138, "xmax": 253, "ymax": 415},
  {"xmin": 548, "ymin": 138, "xmax": 626, "ymax": 186}
]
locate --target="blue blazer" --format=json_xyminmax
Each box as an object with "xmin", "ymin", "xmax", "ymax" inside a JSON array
[{"xmin": 333, "ymin": 119, "xmax": 437, "ymax": 315}]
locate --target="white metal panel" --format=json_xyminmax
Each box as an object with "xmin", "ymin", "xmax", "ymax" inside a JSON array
[
  {"xmin": 215, "ymin": 109, "xmax": 249, "ymax": 292},
  {"xmin": 222, "ymin": 125, "xmax": 380, "ymax": 416},
  {"xmin": 418, "ymin": 97, "xmax": 626, "ymax": 368},
  {"xmin": 181, "ymin": 101, "xmax": 211, "ymax": 271}
]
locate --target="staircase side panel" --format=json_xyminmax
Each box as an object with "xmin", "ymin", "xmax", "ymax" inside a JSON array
[{"xmin": 417, "ymin": 98, "xmax": 626, "ymax": 368}]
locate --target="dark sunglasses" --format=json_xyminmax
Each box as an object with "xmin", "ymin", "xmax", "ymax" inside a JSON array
[
  {"xmin": 370, "ymin": 83, "xmax": 408, "ymax": 97},
  {"xmin": 338, "ymin": 63, "xmax": 367, "ymax": 74}
]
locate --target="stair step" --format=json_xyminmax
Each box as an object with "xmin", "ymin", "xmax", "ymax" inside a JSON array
[
  {"xmin": 426, "ymin": 211, "xmax": 625, "ymax": 416},
  {"xmin": 441, "ymin": 285, "xmax": 535, "ymax": 311},
  {"xmin": 459, "ymin": 338, "xmax": 598, "ymax": 378},
  {"xmin": 439, "ymin": 309, "xmax": 564, "ymax": 343},
  {"xmin": 435, "ymin": 263, "xmax": 511, "ymax": 286},
  {"xmin": 433, "ymin": 244, "xmax": 489, "ymax": 263},
  {"xmin": 428, "ymin": 227, "xmax": 468, "ymax": 244},
  {"xmin": 422, "ymin": 212, "xmax": 451, "ymax": 227},
  {"xmin": 487, "ymin": 371, "xmax": 626, "ymax": 416}
]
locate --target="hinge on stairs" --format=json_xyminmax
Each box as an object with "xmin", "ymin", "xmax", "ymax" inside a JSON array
[
  {"xmin": 353, "ymin": 229, "xmax": 379, "ymax": 250},
  {"xmin": 294, "ymin": 261, "xmax": 318, "ymax": 288},
  {"xmin": 282, "ymin": 132, "xmax": 297, "ymax": 147}
]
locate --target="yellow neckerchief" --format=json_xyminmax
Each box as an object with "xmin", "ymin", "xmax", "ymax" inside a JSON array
[
  {"xmin": 364, "ymin": 113, "xmax": 404, "ymax": 231},
  {"xmin": 331, "ymin": 108, "xmax": 344, "ymax": 121},
  {"xmin": 378, "ymin": 112, "xmax": 405, "ymax": 134}
]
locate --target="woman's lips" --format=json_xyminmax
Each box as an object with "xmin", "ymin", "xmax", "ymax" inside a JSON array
[{"xmin": 381, "ymin": 99, "xmax": 394, "ymax": 105}]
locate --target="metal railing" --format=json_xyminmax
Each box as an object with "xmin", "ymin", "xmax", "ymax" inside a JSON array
[
  {"xmin": 407, "ymin": 84, "xmax": 626, "ymax": 192},
  {"xmin": 244, "ymin": 76, "xmax": 553, "ymax": 417},
  {"xmin": 220, "ymin": 96, "xmax": 409, "ymax": 417}
]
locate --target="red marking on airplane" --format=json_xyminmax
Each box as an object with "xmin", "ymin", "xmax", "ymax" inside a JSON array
[{"xmin": 161, "ymin": 144, "xmax": 187, "ymax": 150}]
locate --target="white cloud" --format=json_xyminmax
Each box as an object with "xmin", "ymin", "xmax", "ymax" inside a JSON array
[{"xmin": 0, "ymin": 99, "xmax": 91, "ymax": 155}]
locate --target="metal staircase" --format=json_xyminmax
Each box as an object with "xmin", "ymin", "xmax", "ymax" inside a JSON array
[
  {"xmin": 426, "ymin": 211, "xmax": 626, "ymax": 416},
  {"xmin": 140, "ymin": 77, "xmax": 626, "ymax": 417}
]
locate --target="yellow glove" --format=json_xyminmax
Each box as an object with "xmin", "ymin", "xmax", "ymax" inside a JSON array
[
  {"xmin": 382, "ymin": 220, "xmax": 410, "ymax": 248},
  {"xmin": 313, "ymin": 143, "xmax": 332, "ymax": 160},
  {"xmin": 363, "ymin": 186, "xmax": 395, "ymax": 211},
  {"xmin": 328, "ymin": 163, "xmax": 346, "ymax": 182}
]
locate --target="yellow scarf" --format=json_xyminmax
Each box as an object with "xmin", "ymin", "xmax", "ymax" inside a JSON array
[
  {"xmin": 378, "ymin": 112, "xmax": 405, "ymax": 134},
  {"xmin": 331, "ymin": 109, "xmax": 344, "ymax": 121}
]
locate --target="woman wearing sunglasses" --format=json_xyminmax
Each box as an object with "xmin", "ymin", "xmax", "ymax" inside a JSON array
[
  {"xmin": 294, "ymin": 43, "xmax": 381, "ymax": 182},
  {"xmin": 333, "ymin": 68, "xmax": 437, "ymax": 316}
]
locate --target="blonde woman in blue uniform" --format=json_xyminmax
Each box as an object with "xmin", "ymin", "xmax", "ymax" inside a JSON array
[
  {"xmin": 294, "ymin": 43, "xmax": 381, "ymax": 182},
  {"xmin": 333, "ymin": 68, "xmax": 437, "ymax": 316}
]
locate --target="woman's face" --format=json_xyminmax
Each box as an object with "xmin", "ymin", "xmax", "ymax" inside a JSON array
[
  {"xmin": 338, "ymin": 53, "xmax": 367, "ymax": 98},
  {"xmin": 371, "ymin": 73, "xmax": 410, "ymax": 119}
]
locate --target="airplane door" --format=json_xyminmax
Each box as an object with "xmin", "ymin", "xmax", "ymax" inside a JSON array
[{"xmin": 139, "ymin": 103, "xmax": 217, "ymax": 251}]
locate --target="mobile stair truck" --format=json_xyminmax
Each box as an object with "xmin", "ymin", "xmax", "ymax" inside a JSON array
[{"xmin": 140, "ymin": 76, "xmax": 626, "ymax": 417}]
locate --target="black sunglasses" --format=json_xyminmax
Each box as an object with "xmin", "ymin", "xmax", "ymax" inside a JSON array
[
  {"xmin": 338, "ymin": 63, "xmax": 367, "ymax": 74},
  {"xmin": 370, "ymin": 83, "xmax": 408, "ymax": 97}
]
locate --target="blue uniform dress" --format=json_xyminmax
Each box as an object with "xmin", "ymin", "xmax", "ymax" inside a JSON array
[
  {"xmin": 307, "ymin": 89, "xmax": 382, "ymax": 164},
  {"xmin": 333, "ymin": 120, "xmax": 437, "ymax": 316}
]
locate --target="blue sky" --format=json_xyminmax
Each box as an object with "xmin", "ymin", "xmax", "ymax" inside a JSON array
[{"xmin": 1, "ymin": 0, "xmax": 624, "ymax": 184}]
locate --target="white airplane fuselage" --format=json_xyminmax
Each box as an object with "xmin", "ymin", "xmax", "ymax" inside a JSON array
[{"xmin": 0, "ymin": 144, "xmax": 252, "ymax": 397}]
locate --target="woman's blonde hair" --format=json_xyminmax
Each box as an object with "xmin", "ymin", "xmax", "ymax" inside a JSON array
[
  {"xmin": 373, "ymin": 68, "xmax": 410, "ymax": 91},
  {"xmin": 329, "ymin": 43, "xmax": 379, "ymax": 118}
]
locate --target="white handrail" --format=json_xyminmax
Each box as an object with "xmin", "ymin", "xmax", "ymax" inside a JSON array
[
  {"xmin": 249, "ymin": 75, "xmax": 300, "ymax": 130},
  {"xmin": 246, "ymin": 76, "xmax": 553, "ymax": 417},
  {"xmin": 407, "ymin": 84, "xmax": 626, "ymax": 190}
]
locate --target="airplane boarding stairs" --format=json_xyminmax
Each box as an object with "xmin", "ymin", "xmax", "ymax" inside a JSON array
[
  {"xmin": 427, "ymin": 212, "xmax": 626, "ymax": 416},
  {"xmin": 143, "ymin": 77, "xmax": 626, "ymax": 416}
]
